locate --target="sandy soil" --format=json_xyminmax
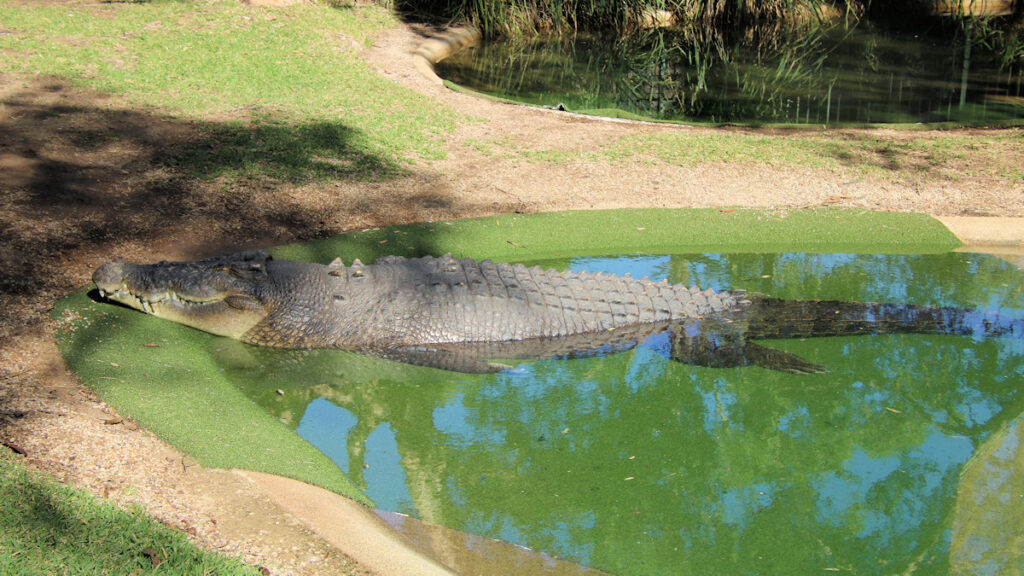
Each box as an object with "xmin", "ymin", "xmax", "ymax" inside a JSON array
[{"xmin": 1, "ymin": 13, "xmax": 1022, "ymax": 576}]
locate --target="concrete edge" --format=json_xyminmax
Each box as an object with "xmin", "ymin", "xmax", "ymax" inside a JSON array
[
  {"xmin": 233, "ymin": 469, "xmax": 457, "ymax": 576},
  {"xmin": 234, "ymin": 469, "xmax": 610, "ymax": 576},
  {"xmin": 935, "ymin": 216, "xmax": 1024, "ymax": 255},
  {"xmin": 413, "ymin": 27, "xmax": 481, "ymax": 85}
]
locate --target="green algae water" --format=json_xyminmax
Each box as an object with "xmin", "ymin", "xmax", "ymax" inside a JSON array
[
  {"xmin": 434, "ymin": 23, "xmax": 1024, "ymax": 125},
  {"xmin": 222, "ymin": 251, "xmax": 1024, "ymax": 575}
]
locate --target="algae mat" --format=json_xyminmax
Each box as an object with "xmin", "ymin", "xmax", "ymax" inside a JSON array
[{"xmin": 53, "ymin": 209, "xmax": 961, "ymax": 504}]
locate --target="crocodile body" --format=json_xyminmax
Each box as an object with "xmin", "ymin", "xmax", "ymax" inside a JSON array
[{"xmin": 92, "ymin": 251, "xmax": 1022, "ymax": 373}]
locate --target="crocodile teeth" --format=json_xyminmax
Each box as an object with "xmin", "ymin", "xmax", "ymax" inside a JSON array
[
  {"xmin": 168, "ymin": 293, "xmax": 206, "ymax": 306},
  {"xmin": 104, "ymin": 287, "xmax": 216, "ymax": 312}
]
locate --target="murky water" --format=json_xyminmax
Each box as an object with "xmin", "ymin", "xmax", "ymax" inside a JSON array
[
  {"xmin": 435, "ymin": 23, "xmax": 1024, "ymax": 125},
  {"xmin": 223, "ymin": 252, "xmax": 1024, "ymax": 575}
]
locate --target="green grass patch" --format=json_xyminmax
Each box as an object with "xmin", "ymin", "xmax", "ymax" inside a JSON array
[
  {"xmin": 603, "ymin": 130, "xmax": 1024, "ymax": 181},
  {"xmin": 464, "ymin": 122, "xmax": 1016, "ymax": 178},
  {"xmin": 0, "ymin": 0, "xmax": 453, "ymax": 169},
  {"xmin": 605, "ymin": 132, "xmax": 833, "ymax": 168},
  {"xmin": 0, "ymin": 451, "xmax": 260, "ymax": 575},
  {"xmin": 169, "ymin": 116, "xmax": 403, "ymax": 182},
  {"xmin": 455, "ymin": 112, "xmax": 1018, "ymax": 179}
]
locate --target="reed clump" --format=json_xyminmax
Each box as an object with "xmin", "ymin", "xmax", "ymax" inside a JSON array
[
  {"xmin": 393, "ymin": 0, "xmax": 1021, "ymax": 70},
  {"xmin": 392, "ymin": 0, "xmax": 853, "ymax": 37}
]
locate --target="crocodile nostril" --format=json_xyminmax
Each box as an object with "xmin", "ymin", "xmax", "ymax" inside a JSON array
[{"xmin": 92, "ymin": 260, "xmax": 127, "ymax": 289}]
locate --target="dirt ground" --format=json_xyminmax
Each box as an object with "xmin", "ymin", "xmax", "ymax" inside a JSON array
[{"xmin": 1, "ymin": 16, "xmax": 1022, "ymax": 576}]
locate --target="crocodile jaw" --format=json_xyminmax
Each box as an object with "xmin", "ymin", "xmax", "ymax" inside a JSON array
[{"xmin": 93, "ymin": 258, "xmax": 268, "ymax": 340}]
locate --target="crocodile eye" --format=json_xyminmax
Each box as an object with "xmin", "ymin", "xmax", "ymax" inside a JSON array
[{"xmin": 228, "ymin": 262, "xmax": 267, "ymax": 281}]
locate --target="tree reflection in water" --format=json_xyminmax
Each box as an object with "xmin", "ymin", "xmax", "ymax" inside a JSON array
[{"xmin": 436, "ymin": 22, "xmax": 1024, "ymax": 125}]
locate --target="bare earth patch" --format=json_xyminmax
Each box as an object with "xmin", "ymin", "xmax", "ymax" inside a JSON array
[{"xmin": 1, "ymin": 17, "xmax": 1022, "ymax": 576}]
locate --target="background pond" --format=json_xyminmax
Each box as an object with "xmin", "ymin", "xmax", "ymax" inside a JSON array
[
  {"xmin": 223, "ymin": 251, "xmax": 1024, "ymax": 575},
  {"xmin": 435, "ymin": 23, "xmax": 1024, "ymax": 125}
]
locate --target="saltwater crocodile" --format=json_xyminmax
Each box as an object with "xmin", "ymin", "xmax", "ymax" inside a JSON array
[{"xmin": 92, "ymin": 250, "xmax": 1022, "ymax": 374}]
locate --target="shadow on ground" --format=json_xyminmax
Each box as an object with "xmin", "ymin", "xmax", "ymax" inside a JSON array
[{"xmin": 0, "ymin": 76, "xmax": 510, "ymax": 341}]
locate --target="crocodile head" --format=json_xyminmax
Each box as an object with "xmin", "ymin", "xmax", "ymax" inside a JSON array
[{"xmin": 92, "ymin": 250, "xmax": 275, "ymax": 339}]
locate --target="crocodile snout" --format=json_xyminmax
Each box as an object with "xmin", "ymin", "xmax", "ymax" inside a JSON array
[{"xmin": 92, "ymin": 260, "xmax": 127, "ymax": 291}]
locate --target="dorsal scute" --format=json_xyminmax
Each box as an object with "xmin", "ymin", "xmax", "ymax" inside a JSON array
[
  {"xmin": 326, "ymin": 257, "xmax": 345, "ymax": 276},
  {"xmin": 373, "ymin": 253, "xmax": 741, "ymax": 317}
]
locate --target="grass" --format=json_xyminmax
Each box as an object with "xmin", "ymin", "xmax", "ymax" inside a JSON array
[
  {"xmin": 169, "ymin": 117, "xmax": 405, "ymax": 182},
  {"xmin": 0, "ymin": 0, "xmax": 453, "ymax": 176},
  {"xmin": 606, "ymin": 132, "xmax": 834, "ymax": 168},
  {"xmin": 450, "ymin": 105, "xmax": 1022, "ymax": 183},
  {"xmin": 593, "ymin": 130, "xmax": 1024, "ymax": 182},
  {"xmin": 0, "ymin": 450, "xmax": 260, "ymax": 575}
]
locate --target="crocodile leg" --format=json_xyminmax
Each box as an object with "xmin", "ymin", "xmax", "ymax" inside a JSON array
[
  {"xmin": 379, "ymin": 345, "xmax": 514, "ymax": 374},
  {"xmin": 670, "ymin": 319, "xmax": 825, "ymax": 374}
]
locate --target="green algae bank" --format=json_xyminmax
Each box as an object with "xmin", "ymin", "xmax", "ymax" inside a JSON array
[
  {"xmin": 223, "ymin": 251, "xmax": 1023, "ymax": 575},
  {"xmin": 436, "ymin": 22, "xmax": 1024, "ymax": 125}
]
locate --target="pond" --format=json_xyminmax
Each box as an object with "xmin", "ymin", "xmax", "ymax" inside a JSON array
[
  {"xmin": 435, "ymin": 22, "xmax": 1024, "ymax": 125},
  {"xmin": 221, "ymin": 251, "xmax": 1024, "ymax": 575}
]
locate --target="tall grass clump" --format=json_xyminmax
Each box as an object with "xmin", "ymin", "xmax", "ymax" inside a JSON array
[
  {"xmin": 392, "ymin": 0, "xmax": 642, "ymax": 36},
  {"xmin": 666, "ymin": 0, "xmax": 857, "ymax": 27},
  {"xmin": 393, "ymin": 0, "xmax": 851, "ymax": 37}
]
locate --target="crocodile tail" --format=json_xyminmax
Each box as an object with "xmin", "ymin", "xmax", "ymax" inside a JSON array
[{"xmin": 744, "ymin": 297, "xmax": 1024, "ymax": 340}]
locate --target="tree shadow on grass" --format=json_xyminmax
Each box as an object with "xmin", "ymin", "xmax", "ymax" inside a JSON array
[
  {"xmin": 820, "ymin": 133, "xmax": 955, "ymax": 175},
  {"xmin": 167, "ymin": 119, "xmax": 403, "ymax": 183},
  {"xmin": 0, "ymin": 77, "xmax": 483, "ymax": 340}
]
